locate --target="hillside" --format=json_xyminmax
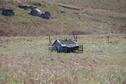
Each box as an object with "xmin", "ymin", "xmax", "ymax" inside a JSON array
[{"xmin": 0, "ymin": 0, "xmax": 126, "ymax": 36}]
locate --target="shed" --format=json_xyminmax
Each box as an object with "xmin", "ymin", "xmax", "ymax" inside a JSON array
[
  {"xmin": 30, "ymin": 8, "xmax": 42, "ymax": 16},
  {"xmin": 41, "ymin": 11, "xmax": 51, "ymax": 19},
  {"xmin": 51, "ymin": 39, "xmax": 79, "ymax": 52},
  {"xmin": 1, "ymin": 8, "xmax": 15, "ymax": 16}
]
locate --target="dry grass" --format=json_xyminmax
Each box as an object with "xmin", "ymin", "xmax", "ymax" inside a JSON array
[
  {"xmin": 0, "ymin": 0, "xmax": 126, "ymax": 36},
  {"xmin": 0, "ymin": 35, "xmax": 126, "ymax": 84}
]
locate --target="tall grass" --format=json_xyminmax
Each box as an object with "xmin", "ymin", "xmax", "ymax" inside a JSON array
[{"xmin": 0, "ymin": 35, "xmax": 126, "ymax": 84}]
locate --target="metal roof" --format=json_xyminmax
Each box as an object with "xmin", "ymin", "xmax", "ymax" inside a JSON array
[{"xmin": 55, "ymin": 39, "xmax": 78, "ymax": 48}]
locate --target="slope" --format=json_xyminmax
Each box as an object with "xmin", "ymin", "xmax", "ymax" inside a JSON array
[{"xmin": 0, "ymin": 0, "xmax": 126, "ymax": 36}]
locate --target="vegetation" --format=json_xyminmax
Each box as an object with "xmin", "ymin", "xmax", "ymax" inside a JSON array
[
  {"xmin": 0, "ymin": 0, "xmax": 126, "ymax": 36},
  {"xmin": 0, "ymin": 0, "xmax": 126, "ymax": 84},
  {"xmin": 0, "ymin": 35, "xmax": 126, "ymax": 84}
]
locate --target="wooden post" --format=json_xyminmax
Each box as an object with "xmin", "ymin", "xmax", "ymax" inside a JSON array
[
  {"xmin": 72, "ymin": 31, "xmax": 78, "ymax": 42},
  {"xmin": 78, "ymin": 45, "xmax": 83, "ymax": 53},
  {"xmin": 48, "ymin": 34, "xmax": 52, "ymax": 45},
  {"xmin": 76, "ymin": 35, "xmax": 78, "ymax": 42},
  {"xmin": 107, "ymin": 35, "xmax": 110, "ymax": 43}
]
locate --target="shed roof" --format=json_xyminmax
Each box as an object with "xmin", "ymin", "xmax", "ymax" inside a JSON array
[
  {"xmin": 34, "ymin": 8, "xmax": 41, "ymax": 13},
  {"xmin": 53, "ymin": 39, "xmax": 78, "ymax": 48}
]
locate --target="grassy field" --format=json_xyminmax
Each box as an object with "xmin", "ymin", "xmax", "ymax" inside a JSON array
[
  {"xmin": 0, "ymin": 0, "xmax": 126, "ymax": 36},
  {"xmin": 0, "ymin": 35, "xmax": 126, "ymax": 84},
  {"xmin": 0, "ymin": 0, "xmax": 126, "ymax": 83}
]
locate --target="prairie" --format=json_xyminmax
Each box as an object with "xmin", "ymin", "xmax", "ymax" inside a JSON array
[
  {"xmin": 0, "ymin": 35, "xmax": 126, "ymax": 84},
  {"xmin": 0, "ymin": 0, "xmax": 126, "ymax": 84},
  {"xmin": 0, "ymin": 0, "xmax": 126, "ymax": 36}
]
